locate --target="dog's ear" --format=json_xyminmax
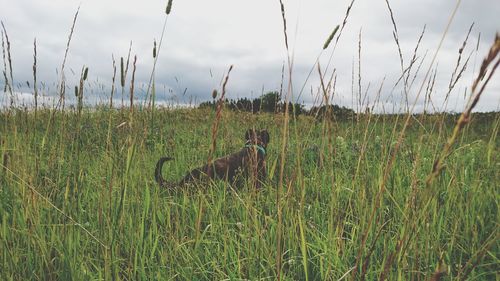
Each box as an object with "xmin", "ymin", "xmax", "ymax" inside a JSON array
[
  {"xmin": 245, "ymin": 129, "xmax": 257, "ymax": 142},
  {"xmin": 260, "ymin": 130, "xmax": 270, "ymax": 145}
]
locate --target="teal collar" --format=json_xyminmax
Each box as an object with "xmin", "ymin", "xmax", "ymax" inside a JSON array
[{"xmin": 245, "ymin": 144, "xmax": 266, "ymax": 155}]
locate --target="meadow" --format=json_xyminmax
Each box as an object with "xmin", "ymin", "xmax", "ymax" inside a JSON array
[
  {"xmin": 0, "ymin": 106, "xmax": 498, "ymax": 280},
  {"xmin": 1, "ymin": 0, "xmax": 499, "ymax": 279}
]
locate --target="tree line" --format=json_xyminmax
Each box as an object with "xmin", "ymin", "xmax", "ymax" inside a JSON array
[{"xmin": 199, "ymin": 91, "xmax": 356, "ymax": 120}]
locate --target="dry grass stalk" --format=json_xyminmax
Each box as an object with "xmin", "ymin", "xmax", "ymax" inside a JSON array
[
  {"xmin": 335, "ymin": 0, "xmax": 355, "ymax": 48},
  {"xmin": 120, "ymin": 57, "xmax": 125, "ymax": 108},
  {"xmin": 1, "ymin": 22, "xmax": 14, "ymax": 106},
  {"xmin": 401, "ymin": 33, "xmax": 500, "ymax": 281},
  {"xmin": 129, "ymin": 55, "xmax": 137, "ymax": 113},
  {"xmin": 357, "ymin": 28, "xmax": 362, "ymax": 116},
  {"xmin": 317, "ymin": 63, "xmax": 330, "ymax": 116},
  {"xmin": 405, "ymin": 25, "xmax": 426, "ymax": 90},
  {"xmin": 277, "ymin": 61, "xmax": 285, "ymax": 113},
  {"xmin": 120, "ymin": 57, "xmax": 125, "ymax": 88},
  {"xmin": 322, "ymin": 0, "xmax": 356, "ymax": 76},
  {"xmin": 278, "ymin": 0, "xmax": 288, "ymax": 51},
  {"xmin": 57, "ymin": 7, "xmax": 80, "ymax": 110},
  {"xmin": 275, "ymin": 0, "xmax": 296, "ymax": 278},
  {"xmin": 196, "ymin": 64, "xmax": 233, "ymax": 249},
  {"xmin": 33, "ymin": 38, "xmax": 38, "ymax": 115},
  {"xmin": 449, "ymin": 23, "xmax": 474, "ymax": 88},
  {"xmin": 426, "ymin": 33, "xmax": 499, "ymax": 186},
  {"xmin": 352, "ymin": 1, "xmax": 463, "ymax": 278},
  {"xmin": 110, "ymin": 55, "xmax": 116, "ymax": 109},
  {"xmin": 296, "ymin": 22, "xmax": 339, "ymax": 103},
  {"xmin": 124, "ymin": 41, "xmax": 132, "ymax": 79},
  {"xmin": 388, "ymin": 32, "xmax": 425, "ymax": 106},
  {"xmin": 386, "ymin": 0, "xmax": 411, "ymax": 111},
  {"xmin": 208, "ymin": 65, "xmax": 233, "ymax": 166},
  {"xmin": 76, "ymin": 66, "xmax": 88, "ymax": 114},
  {"xmin": 316, "ymin": 63, "xmax": 334, "ymax": 169},
  {"xmin": 298, "ymin": 0, "xmax": 351, "ymax": 101},
  {"xmin": 353, "ymin": 79, "xmax": 385, "ymax": 191},
  {"xmin": 424, "ymin": 66, "xmax": 438, "ymax": 113},
  {"xmin": 147, "ymin": 1, "xmax": 174, "ymax": 109},
  {"xmin": 408, "ymin": 49, "xmax": 428, "ymax": 91},
  {"xmin": 119, "ymin": 41, "xmax": 132, "ymax": 109},
  {"xmin": 443, "ymin": 23, "xmax": 474, "ymax": 106},
  {"xmin": 384, "ymin": 0, "xmax": 403, "ymax": 71},
  {"xmin": 1, "ymin": 30, "xmax": 7, "ymax": 94}
]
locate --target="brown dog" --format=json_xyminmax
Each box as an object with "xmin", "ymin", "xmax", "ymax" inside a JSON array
[{"xmin": 155, "ymin": 129, "xmax": 270, "ymax": 189}]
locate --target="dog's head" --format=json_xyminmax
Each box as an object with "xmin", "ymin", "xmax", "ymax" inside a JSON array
[{"xmin": 245, "ymin": 129, "xmax": 270, "ymax": 148}]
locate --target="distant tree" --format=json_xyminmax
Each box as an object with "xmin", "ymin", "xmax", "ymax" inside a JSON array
[
  {"xmin": 229, "ymin": 98, "xmax": 252, "ymax": 112},
  {"xmin": 309, "ymin": 104, "xmax": 355, "ymax": 121},
  {"xmin": 260, "ymin": 91, "xmax": 280, "ymax": 113},
  {"xmin": 281, "ymin": 101, "xmax": 305, "ymax": 115},
  {"xmin": 252, "ymin": 98, "xmax": 261, "ymax": 113},
  {"xmin": 199, "ymin": 100, "xmax": 216, "ymax": 109}
]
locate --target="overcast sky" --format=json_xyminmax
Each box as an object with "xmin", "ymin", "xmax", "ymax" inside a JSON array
[{"xmin": 0, "ymin": 0, "xmax": 499, "ymax": 112}]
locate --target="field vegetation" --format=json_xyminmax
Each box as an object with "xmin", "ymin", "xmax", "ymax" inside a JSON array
[
  {"xmin": 1, "ymin": 0, "xmax": 499, "ymax": 280},
  {"xmin": 1, "ymin": 106, "xmax": 498, "ymax": 280}
]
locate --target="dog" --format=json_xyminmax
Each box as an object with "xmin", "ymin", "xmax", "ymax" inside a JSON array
[{"xmin": 155, "ymin": 129, "xmax": 270, "ymax": 189}]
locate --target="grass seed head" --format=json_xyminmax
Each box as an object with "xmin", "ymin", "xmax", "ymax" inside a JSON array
[
  {"xmin": 120, "ymin": 57, "xmax": 125, "ymax": 87},
  {"xmin": 323, "ymin": 25, "xmax": 339, "ymax": 50},
  {"xmin": 153, "ymin": 40, "xmax": 157, "ymax": 58},
  {"xmin": 166, "ymin": 0, "xmax": 173, "ymax": 15},
  {"xmin": 83, "ymin": 67, "xmax": 88, "ymax": 80}
]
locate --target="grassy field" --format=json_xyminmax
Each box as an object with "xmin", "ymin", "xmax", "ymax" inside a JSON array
[
  {"xmin": 0, "ymin": 107, "xmax": 498, "ymax": 280},
  {"xmin": 1, "ymin": 0, "xmax": 499, "ymax": 279}
]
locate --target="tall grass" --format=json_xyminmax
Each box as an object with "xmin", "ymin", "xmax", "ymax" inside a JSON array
[
  {"xmin": 0, "ymin": 1, "xmax": 499, "ymax": 280},
  {"xmin": 1, "ymin": 108, "xmax": 498, "ymax": 280}
]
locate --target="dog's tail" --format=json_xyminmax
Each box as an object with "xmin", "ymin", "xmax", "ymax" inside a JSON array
[{"xmin": 155, "ymin": 157, "xmax": 174, "ymax": 188}]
